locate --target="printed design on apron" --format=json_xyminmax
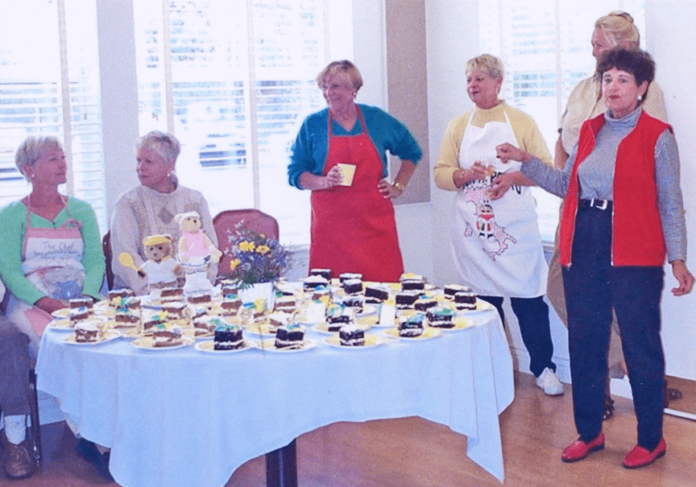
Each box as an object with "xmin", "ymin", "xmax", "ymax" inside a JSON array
[
  {"xmin": 461, "ymin": 177, "xmax": 518, "ymax": 260},
  {"xmin": 22, "ymin": 195, "xmax": 86, "ymax": 301}
]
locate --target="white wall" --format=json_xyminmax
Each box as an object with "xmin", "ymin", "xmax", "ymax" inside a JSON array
[{"xmin": 646, "ymin": 0, "xmax": 696, "ymax": 380}]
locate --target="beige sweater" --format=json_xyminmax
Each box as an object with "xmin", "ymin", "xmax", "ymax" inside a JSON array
[
  {"xmin": 110, "ymin": 184, "xmax": 218, "ymax": 295},
  {"xmin": 434, "ymin": 101, "xmax": 553, "ymax": 191}
]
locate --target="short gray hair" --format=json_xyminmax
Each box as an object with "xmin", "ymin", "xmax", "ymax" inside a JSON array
[
  {"xmin": 136, "ymin": 131, "xmax": 181, "ymax": 166},
  {"xmin": 15, "ymin": 135, "xmax": 64, "ymax": 181},
  {"xmin": 466, "ymin": 54, "xmax": 505, "ymax": 81}
]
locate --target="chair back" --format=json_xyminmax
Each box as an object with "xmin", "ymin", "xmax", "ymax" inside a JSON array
[
  {"xmin": 103, "ymin": 231, "xmax": 114, "ymax": 291},
  {"xmin": 213, "ymin": 209, "xmax": 279, "ymax": 280}
]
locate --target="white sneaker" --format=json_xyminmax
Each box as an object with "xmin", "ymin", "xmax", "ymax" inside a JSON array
[{"xmin": 536, "ymin": 368, "xmax": 564, "ymax": 396}]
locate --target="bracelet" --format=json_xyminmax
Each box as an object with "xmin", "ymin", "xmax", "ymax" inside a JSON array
[{"xmin": 393, "ymin": 181, "xmax": 406, "ymax": 192}]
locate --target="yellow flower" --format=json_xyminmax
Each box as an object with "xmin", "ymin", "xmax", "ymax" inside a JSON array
[
  {"xmin": 256, "ymin": 245, "xmax": 270, "ymax": 255},
  {"xmin": 239, "ymin": 241, "xmax": 256, "ymax": 252},
  {"xmin": 229, "ymin": 259, "xmax": 241, "ymax": 271}
]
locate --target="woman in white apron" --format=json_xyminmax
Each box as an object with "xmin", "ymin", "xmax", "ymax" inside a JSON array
[
  {"xmin": 434, "ymin": 54, "xmax": 563, "ymax": 396},
  {"xmin": 0, "ymin": 136, "xmax": 105, "ymax": 355}
]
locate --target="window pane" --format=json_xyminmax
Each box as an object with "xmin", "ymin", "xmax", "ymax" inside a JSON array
[
  {"xmin": 134, "ymin": 0, "xmax": 338, "ymax": 246},
  {"xmin": 479, "ymin": 0, "xmax": 645, "ymax": 242},
  {"xmin": 0, "ymin": 0, "xmax": 106, "ymax": 233}
]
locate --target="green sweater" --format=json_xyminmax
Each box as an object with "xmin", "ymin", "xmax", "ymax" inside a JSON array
[{"xmin": 0, "ymin": 197, "xmax": 105, "ymax": 305}]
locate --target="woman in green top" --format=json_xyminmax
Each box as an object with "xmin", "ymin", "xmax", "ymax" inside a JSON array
[{"xmin": 0, "ymin": 135, "xmax": 105, "ymax": 353}]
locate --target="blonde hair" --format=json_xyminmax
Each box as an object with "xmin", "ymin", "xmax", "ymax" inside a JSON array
[
  {"xmin": 316, "ymin": 60, "xmax": 364, "ymax": 93},
  {"xmin": 465, "ymin": 54, "xmax": 505, "ymax": 81},
  {"xmin": 595, "ymin": 11, "xmax": 640, "ymax": 49},
  {"xmin": 15, "ymin": 135, "xmax": 63, "ymax": 181}
]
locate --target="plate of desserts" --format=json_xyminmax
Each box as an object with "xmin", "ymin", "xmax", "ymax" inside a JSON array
[
  {"xmin": 312, "ymin": 322, "xmax": 372, "ymax": 335},
  {"xmin": 195, "ymin": 339, "xmax": 257, "ymax": 353},
  {"xmin": 64, "ymin": 329, "xmax": 121, "ymax": 345},
  {"xmin": 383, "ymin": 326, "xmax": 442, "ymax": 341},
  {"xmin": 51, "ymin": 308, "xmax": 71, "ymax": 319},
  {"xmin": 130, "ymin": 336, "xmax": 195, "ymax": 351},
  {"xmin": 256, "ymin": 338, "xmax": 318, "ymax": 353},
  {"xmin": 324, "ymin": 331, "xmax": 386, "ymax": 349}
]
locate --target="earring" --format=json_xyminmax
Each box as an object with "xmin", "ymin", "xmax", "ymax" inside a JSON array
[{"xmin": 637, "ymin": 95, "xmax": 643, "ymax": 101}]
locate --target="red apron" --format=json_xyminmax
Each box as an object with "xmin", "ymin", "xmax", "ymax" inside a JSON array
[{"xmin": 309, "ymin": 107, "xmax": 404, "ymax": 282}]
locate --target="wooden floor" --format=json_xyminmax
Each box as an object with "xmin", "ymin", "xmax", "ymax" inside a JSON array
[{"xmin": 3, "ymin": 372, "xmax": 695, "ymax": 487}]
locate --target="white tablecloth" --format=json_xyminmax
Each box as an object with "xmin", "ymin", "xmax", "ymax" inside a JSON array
[{"xmin": 36, "ymin": 308, "xmax": 514, "ymax": 487}]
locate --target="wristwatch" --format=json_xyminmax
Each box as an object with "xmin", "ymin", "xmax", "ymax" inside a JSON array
[{"xmin": 393, "ymin": 181, "xmax": 405, "ymax": 193}]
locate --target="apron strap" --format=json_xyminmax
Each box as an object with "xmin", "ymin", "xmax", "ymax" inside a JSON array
[{"xmin": 23, "ymin": 194, "xmax": 82, "ymax": 260}]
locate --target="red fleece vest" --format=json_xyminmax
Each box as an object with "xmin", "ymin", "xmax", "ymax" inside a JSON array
[{"xmin": 560, "ymin": 111, "xmax": 672, "ymax": 267}]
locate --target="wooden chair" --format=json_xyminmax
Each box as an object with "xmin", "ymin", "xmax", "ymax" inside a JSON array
[
  {"xmin": 213, "ymin": 209, "xmax": 280, "ymax": 281},
  {"xmin": 103, "ymin": 231, "xmax": 114, "ymax": 291}
]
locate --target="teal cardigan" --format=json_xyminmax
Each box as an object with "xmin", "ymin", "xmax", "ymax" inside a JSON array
[{"xmin": 288, "ymin": 104, "xmax": 423, "ymax": 189}]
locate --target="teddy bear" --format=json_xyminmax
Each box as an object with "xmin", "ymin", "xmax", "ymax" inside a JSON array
[
  {"xmin": 139, "ymin": 234, "xmax": 183, "ymax": 298},
  {"xmin": 175, "ymin": 211, "xmax": 222, "ymax": 294}
]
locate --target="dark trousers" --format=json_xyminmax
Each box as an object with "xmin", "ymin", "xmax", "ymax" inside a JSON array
[
  {"xmin": 0, "ymin": 315, "xmax": 32, "ymax": 416},
  {"xmin": 563, "ymin": 206, "xmax": 664, "ymax": 450},
  {"xmin": 478, "ymin": 295, "xmax": 556, "ymax": 377}
]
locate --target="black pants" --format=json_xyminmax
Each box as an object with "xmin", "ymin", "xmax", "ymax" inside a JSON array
[
  {"xmin": 563, "ymin": 205, "xmax": 664, "ymax": 450},
  {"xmin": 0, "ymin": 315, "xmax": 32, "ymax": 416},
  {"xmin": 478, "ymin": 295, "xmax": 556, "ymax": 377}
]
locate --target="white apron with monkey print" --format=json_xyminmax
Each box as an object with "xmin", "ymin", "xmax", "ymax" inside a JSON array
[{"xmin": 451, "ymin": 107, "xmax": 547, "ymax": 297}]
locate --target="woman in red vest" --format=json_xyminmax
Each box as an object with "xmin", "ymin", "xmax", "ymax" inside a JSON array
[
  {"xmin": 288, "ymin": 60, "xmax": 422, "ymax": 282},
  {"xmin": 496, "ymin": 49, "xmax": 694, "ymax": 469}
]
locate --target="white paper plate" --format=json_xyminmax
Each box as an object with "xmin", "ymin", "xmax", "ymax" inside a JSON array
[
  {"xmin": 131, "ymin": 336, "xmax": 194, "ymax": 350},
  {"xmin": 324, "ymin": 334, "xmax": 386, "ymax": 349},
  {"xmin": 64, "ymin": 329, "xmax": 120, "ymax": 345},
  {"xmin": 255, "ymin": 338, "xmax": 318, "ymax": 353},
  {"xmin": 312, "ymin": 322, "xmax": 372, "ymax": 335},
  {"xmin": 194, "ymin": 339, "xmax": 257, "ymax": 353},
  {"xmin": 383, "ymin": 327, "xmax": 442, "ymax": 341}
]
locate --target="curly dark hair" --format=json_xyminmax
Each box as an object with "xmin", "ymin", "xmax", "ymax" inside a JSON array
[{"xmin": 597, "ymin": 48, "xmax": 655, "ymax": 103}]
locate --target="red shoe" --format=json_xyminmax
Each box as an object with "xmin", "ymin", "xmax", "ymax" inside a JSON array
[
  {"xmin": 623, "ymin": 438, "xmax": 666, "ymax": 469},
  {"xmin": 561, "ymin": 433, "xmax": 605, "ymax": 463}
]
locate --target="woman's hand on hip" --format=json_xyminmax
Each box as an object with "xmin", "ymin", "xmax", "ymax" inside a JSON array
[
  {"xmin": 496, "ymin": 143, "xmax": 531, "ymax": 163},
  {"xmin": 35, "ymin": 297, "xmax": 68, "ymax": 314},
  {"xmin": 670, "ymin": 260, "xmax": 695, "ymax": 296},
  {"xmin": 378, "ymin": 178, "xmax": 402, "ymax": 199}
]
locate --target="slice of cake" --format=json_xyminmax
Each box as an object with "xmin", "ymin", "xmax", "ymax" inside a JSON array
[
  {"xmin": 108, "ymin": 288, "xmax": 134, "ymax": 304},
  {"xmin": 143, "ymin": 312, "xmax": 167, "ymax": 333},
  {"xmin": 342, "ymin": 278, "xmax": 363, "ymax": 295},
  {"xmin": 414, "ymin": 297, "xmax": 437, "ymax": 312},
  {"xmin": 400, "ymin": 273, "xmax": 425, "ymax": 291},
  {"xmin": 326, "ymin": 303, "xmax": 354, "ymax": 331},
  {"xmin": 74, "ymin": 321, "xmax": 101, "ymax": 343},
  {"xmin": 339, "ymin": 325, "xmax": 365, "ymax": 346},
  {"xmin": 426, "ymin": 305, "xmax": 456, "ymax": 328},
  {"xmin": 364, "ymin": 285, "xmax": 389, "ymax": 304},
  {"xmin": 339, "ymin": 273, "xmax": 362, "ymax": 283},
  {"xmin": 310, "ymin": 268, "xmax": 332, "ymax": 281},
  {"xmin": 162, "ymin": 302, "xmax": 188, "ymax": 320},
  {"xmin": 69, "ymin": 297, "xmax": 94, "ymax": 313},
  {"xmin": 395, "ymin": 291, "xmax": 419, "ymax": 310},
  {"xmin": 220, "ymin": 294, "xmax": 242, "ymax": 315},
  {"xmin": 342, "ymin": 294, "xmax": 364, "ymax": 313},
  {"xmin": 69, "ymin": 306, "xmax": 90, "ymax": 323},
  {"xmin": 302, "ymin": 275, "xmax": 329, "ymax": 292},
  {"xmin": 268, "ymin": 311, "xmax": 292, "ymax": 330},
  {"xmin": 443, "ymin": 284, "xmax": 471, "ymax": 299},
  {"xmin": 398, "ymin": 312, "xmax": 425, "ymax": 338},
  {"xmin": 214, "ymin": 321, "xmax": 244, "ymax": 350},
  {"xmin": 454, "ymin": 290, "xmax": 477, "ymax": 311},
  {"xmin": 160, "ymin": 286, "xmax": 184, "ymax": 302},
  {"xmin": 274, "ymin": 324, "xmax": 305, "ymax": 349},
  {"xmin": 274, "ymin": 295, "xmax": 297, "ymax": 313},
  {"xmin": 187, "ymin": 291, "xmax": 212, "ymax": 305},
  {"xmin": 193, "ymin": 314, "xmax": 217, "ymax": 336},
  {"xmin": 152, "ymin": 324, "xmax": 184, "ymax": 347}
]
